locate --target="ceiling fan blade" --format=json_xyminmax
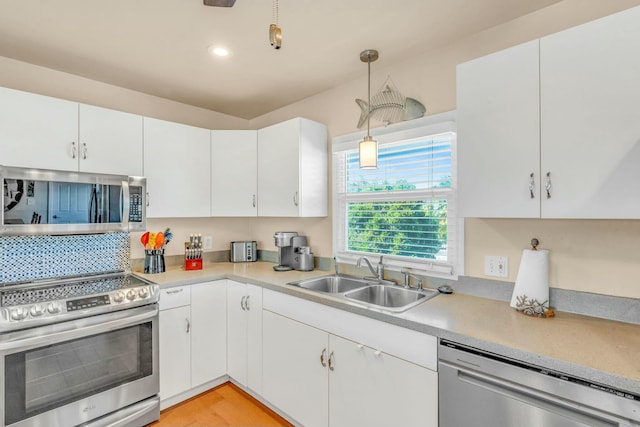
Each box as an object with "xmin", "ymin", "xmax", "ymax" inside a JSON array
[{"xmin": 203, "ymin": 0, "xmax": 236, "ymax": 6}]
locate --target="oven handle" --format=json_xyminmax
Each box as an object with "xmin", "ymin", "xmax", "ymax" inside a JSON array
[{"xmin": 0, "ymin": 304, "xmax": 157, "ymax": 353}]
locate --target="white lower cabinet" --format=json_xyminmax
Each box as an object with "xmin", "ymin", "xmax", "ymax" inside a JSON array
[
  {"xmin": 227, "ymin": 280, "xmax": 263, "ymax": 394},
  {"xmin": 263, "ymin": 310, "xmax": 329, "ymax": 427},
  {"xmin": 328, "ymin": 334, "xmax": 438, "ymax": 427},
  {"xmin": 158, "ymin": 282, "xmax": 227, "ymax": 406},
  {"xmin": 262, "ymin": 290, "xmax": 438, "ymax": 427}
]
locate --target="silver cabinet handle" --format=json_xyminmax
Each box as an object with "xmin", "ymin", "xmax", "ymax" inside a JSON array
[
  {"xmin": 185, "ymin": 317, "xmax": 190, "ymax": 333},
  {"xmin": 529, "ymin": 173, "xmax": 535, "ymax": 199},
  {"xmin": 293, "ymin": 191, "xmax": 299, "ymax": 206},
  {"xmin": 240, "ymin": 295, "xmax": 246, "ymax": 311},
  {"xmin": 165, "ymin": 288, "xmax": 183, "ymax": 295},
  {"xmin": 245, "ymin": 295, "xmax": 250, "ymax": 311},
  {"xmin": 328, "ymin": 351, "xmax": 335, "ymax": 371},
  {"xmin": 71, "ymin": 142, "xmax": 77, "ymax": 159},
  {"xmin": 252, "ymin": 194, "xmax": 256, "ymax": 208},
  {"xmin": 320, "ymin": 348, "xmax": 327, "ymax": 367},
  {"xmin": 146, "ymin": 192, "xmax": 150, "ymax": 207},
  {"xmin": 545, "ymin": 172, "xmax": 552, "ymax": 199},
  {"xmin": 82, "ymin": 142, "xmax": 88, "ymax": 160}
]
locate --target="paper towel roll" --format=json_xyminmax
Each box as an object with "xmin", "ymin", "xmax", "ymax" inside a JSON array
[{"xmin": 510, "ymin": 249, "xmax": 549, "ymax": 310}]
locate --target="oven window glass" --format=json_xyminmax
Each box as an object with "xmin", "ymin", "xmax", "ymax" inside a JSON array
[{"xmin": 4, "ymin": 322, "xmax": 153, "ymax": 425}]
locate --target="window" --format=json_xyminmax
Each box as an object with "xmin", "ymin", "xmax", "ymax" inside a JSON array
[{"xmin": 333, "ymin": 114, "xmax": 460, "ymax": 278}]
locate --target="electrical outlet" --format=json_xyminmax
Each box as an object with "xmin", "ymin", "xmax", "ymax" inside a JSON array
[
  {"xmin": 484, "ymin": 256, "xmax": 508, "ymax": 277},
  {"xmin": 203, "ymin": 236, "xmax": 213, "ymax": 250}
]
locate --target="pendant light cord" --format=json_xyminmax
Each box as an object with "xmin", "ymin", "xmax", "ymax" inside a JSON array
[
  {"xmin": 272, "ymin": 0, "xmax": 279, "ymax": 26},
  {"xmin": 367, "ymin": 56, "xmax": 371, "ymax": 137}
]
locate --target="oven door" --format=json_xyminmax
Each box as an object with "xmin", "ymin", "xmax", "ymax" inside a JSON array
[{"xmin": 0, "ymin": 304, "xmax": 158, "ymax": 427}]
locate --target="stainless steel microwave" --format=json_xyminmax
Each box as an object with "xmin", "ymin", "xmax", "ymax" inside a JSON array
[{"xmin": 1, "ymin": 166, "xmax": 146, "ymax": 235}]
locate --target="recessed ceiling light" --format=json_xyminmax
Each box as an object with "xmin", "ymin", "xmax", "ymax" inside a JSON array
[{"xmin": 208, "ymin": 45, "xmax": 230, "ymax": 57}]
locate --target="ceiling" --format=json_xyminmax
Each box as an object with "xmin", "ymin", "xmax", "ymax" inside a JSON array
[{"xmin": 0, "ymin": 0, "xmax": 562, "ymax": 119}]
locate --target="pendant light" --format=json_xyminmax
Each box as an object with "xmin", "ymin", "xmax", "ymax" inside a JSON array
[
  {"xmin": 359, "ymin": 49, "xmax": 379, "ymax": 169},
  {"xmin": 269, "ymin": 0, "xmax": 282, "ymax": 49}
]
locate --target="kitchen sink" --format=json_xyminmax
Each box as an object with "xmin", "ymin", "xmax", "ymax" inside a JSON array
[
  {"xmin": 344, "ymin": 285, "xmax": 438, "ymax": 312},
  {"xmin": 288, "ymin": 275, "xmax": 372, "ymax": 293},
  {"xmin": 287, "ymin": 275, "xmax": 438, "ymax": 312}
]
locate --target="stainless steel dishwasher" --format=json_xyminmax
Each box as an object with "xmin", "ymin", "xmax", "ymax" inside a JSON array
[{"xmin": 439, "ymin": 340, "xmax": 640, "ymax": 426}]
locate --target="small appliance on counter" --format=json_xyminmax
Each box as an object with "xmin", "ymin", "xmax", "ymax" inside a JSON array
[
  {"xmin": 273, "ymin": 231, "xmax": 314, "ymax": 271},
  {"xmin": 230, "ymin": 241, "xmax": 258, "ymax": 262}
]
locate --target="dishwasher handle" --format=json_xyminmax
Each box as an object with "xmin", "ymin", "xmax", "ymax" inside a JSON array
[{"xmin": 454, "ymin": 364, "xmax": 631, "ymax": 427}]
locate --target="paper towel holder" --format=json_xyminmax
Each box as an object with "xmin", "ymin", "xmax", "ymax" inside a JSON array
[{"xmin": 530, "ymin": 238, "xmax": 539, "ymax": 250}]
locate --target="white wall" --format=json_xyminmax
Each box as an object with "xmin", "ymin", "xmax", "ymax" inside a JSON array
[{"xmin": 2, "ymin": 0, "xmax": 640, "ymax": 298}]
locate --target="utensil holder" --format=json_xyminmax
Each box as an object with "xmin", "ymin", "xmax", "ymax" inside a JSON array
[
  {"xmin": 185, "ymin": 258, "xmax": 203, "ymax": 271},
  {"xmin": 144, "ymin": 249, "xmax": 166, "ymax": 274}
]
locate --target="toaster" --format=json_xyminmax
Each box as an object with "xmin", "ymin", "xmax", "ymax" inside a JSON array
[{"xmin": 230, "ymin": 241, "xmax": 258, "ymax": 262}]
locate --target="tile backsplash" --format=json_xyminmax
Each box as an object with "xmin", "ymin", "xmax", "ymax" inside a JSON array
[{"xmin": 0, "ymin": 233, "xmax": 130, "ymax": 284}]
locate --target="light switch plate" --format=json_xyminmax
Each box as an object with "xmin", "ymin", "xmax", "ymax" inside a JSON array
[
  {"xmin": 485, "ymin": 256, "xmax": 508, "ymax": 277},
  {"xmin": 203, "ymin": 236, "xmax": 213, "ymax": 250}
]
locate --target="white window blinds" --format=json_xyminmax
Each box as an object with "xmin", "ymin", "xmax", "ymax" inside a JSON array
[{"xmin": 333, "ymin": 118, "xmax": 459, "ymax": 278}]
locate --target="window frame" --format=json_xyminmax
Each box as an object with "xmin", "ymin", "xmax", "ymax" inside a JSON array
[{"xmin": 332, "ymin": 111, "xmax": 463, "ymax": 279}]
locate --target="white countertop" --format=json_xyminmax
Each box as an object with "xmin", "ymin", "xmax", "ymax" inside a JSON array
[{"xmin": 136, "ymin": 261, "xmax": 640, "ymax": 396}]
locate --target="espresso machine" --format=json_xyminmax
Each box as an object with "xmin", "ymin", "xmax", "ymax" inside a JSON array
[{"xmin": 273, "ymin": 231, "xmax": 314, "ymax": 271}]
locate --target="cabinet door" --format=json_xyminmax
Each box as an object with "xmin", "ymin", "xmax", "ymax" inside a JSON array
[
  {"xmin": 211, "ymin": 130, "xmax": 257, "ymax": 216},
  {"xmin": 191, "ymin": 281, "xmax": 227, "ymax": 387},
  {"xmin": 263, "ymin": 310, "xmax": 329, "ymax": 427},
  {"xmin": 540, "ymin": 7, "xmax": 640, "ymax": 218},
  {"xmin": 246, "ymin": 284, "xmax": 263, "ymax": 394},
  {"xmin": 328, "ymin": 335, "xmax": 438, "ymax": 427},
  {"xmin": 78, "ymin": 104, "xmax": 143, "ymax": 175},
  {"xmin": 457, "ymin": 40, "xmax": 541, "ymax": 218},
  {"xmin": 159, "ymin": 305, "xmax": 191, "ymax": 400},
  {"xmin": 0, "ymin": 87, "xmax": 78, "ymax": 171},
  {"xmin": 257, "ymin": 119, "xmax": 301, "ymax": 216},
  {"xmin": 227, "ymin": 280, "xmax": 248, "ymax": 386},
  {"xmin": 143, "ymin": 117, "xmax": 211, "ymax": 218}
]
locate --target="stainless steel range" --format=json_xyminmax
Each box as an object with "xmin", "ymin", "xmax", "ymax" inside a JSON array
[{"xmin": 0, "ymin": 272, "xmax": 160, "ymax": 427}]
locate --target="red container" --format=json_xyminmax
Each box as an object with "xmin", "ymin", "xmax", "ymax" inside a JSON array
[{"xmin": 185, "ymin": 258, "xmax": 203, "ymax": 271}]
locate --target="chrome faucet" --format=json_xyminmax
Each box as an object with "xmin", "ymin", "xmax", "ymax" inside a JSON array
[{"xmin": 357, "ymin": 256, "xmax": 384, "ymax": 281}]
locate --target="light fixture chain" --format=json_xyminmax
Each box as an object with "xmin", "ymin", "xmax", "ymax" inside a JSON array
[{"xmin": 273, "ymin": 0, "xmax": 279, "ymax": 26}]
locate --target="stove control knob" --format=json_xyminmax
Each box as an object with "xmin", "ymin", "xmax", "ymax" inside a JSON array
[
  {"xmin": 113, "ymin": 291, "xmax": 125, "ymax": 303},
  {"xmin": 47, "ymin": 302, "xmax": 61, "ymax": 314},
  {"xmin": 10, "ymin": 308, "xmax": 28, "ymax": 321},
  {"xmin": 30, "ymin": 305, "xmax": 45, "ymax": 317},
  {"xmin": 138, "ymin": 287, "xmax": 149, "ymax": 299},
  {"xmin": 126, "ymin": 290, "xmax": 137, "ymax": 301}
]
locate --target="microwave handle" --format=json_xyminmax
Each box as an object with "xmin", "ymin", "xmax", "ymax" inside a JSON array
[{"xmin": 121, "ymin": 180, "xmax": 130, "ymax": 228}]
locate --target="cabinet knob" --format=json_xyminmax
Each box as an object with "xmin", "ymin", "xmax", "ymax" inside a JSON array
[{"xmin": 374, "ymin": 350, "xmax": 382, "ymax": 357}]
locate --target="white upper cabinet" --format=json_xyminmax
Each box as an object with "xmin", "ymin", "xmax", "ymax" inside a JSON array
[
  {"xmin": 257, "ymin": 117, "xmax": 328, "ymax": 217},
  {"xmin": 144, "ymin": 117, "xmax": 211, "ymax": 218},
  {"xmin": 78, "ymin": 104, "xmax": 143, "ymax": 176},
  {"xmin": 0, "ymin": 87, "xmax": 79, "ymax": 171},
  {"xmin": 458, "ymin": 6, "xmax": 640, "ymax": 219},
  {"xmin": 211, "ymin": 130, "xmax": 257, "ymax": 216},
  {"xmin": 457, "ymin": 40, "xmax": 540, "ymax": 218},
  {"xmin": 0, "ymin": 87, "xmax": 144, "ymax": 175},
  {"xmin": 540, "ymin": 6, "xmax": 640, "ymax": 218}
]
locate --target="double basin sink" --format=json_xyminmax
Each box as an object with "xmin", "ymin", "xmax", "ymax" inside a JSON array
[{"xmin": 287, "ymin": 275, "xmax": 438, "ymax": 312}]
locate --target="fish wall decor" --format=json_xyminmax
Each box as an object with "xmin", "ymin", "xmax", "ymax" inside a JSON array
[{"xmin": 356, "ymin": 76, "xmax": 426, "ymax": 128}]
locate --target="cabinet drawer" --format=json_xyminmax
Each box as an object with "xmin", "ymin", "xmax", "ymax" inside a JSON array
[{"xmin": 159, "ymin": 286, "xmax": 191, "ymax": 310}]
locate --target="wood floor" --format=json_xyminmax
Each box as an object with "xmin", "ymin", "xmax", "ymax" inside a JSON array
[{"xmin": 147, "ymin": 382, "xmax": 293, "ymax": 427}]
